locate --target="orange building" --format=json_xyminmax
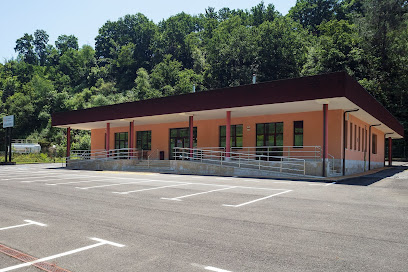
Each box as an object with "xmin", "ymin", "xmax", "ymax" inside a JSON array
[{"xmin": 52, "ymin": 72, "xmax": 404, "ymax": 177}]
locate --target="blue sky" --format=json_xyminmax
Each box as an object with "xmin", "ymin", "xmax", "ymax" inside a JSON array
[{"xmin": 0, "ymin": 0, "xmax": 297, "ymax": 62}]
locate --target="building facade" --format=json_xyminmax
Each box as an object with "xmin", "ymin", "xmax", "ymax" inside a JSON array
[{"xmin": 52, "ymin": 72, "xmax": 404, "ymax": 177}]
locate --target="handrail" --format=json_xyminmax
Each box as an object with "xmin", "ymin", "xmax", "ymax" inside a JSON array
[
  {"xmin": 147, "ymin": 149, "xmax": 159, "ymax": 168},
  {"xmin": 231, "ymin": 146, "xmax": 322, "ymax": 160},
  {"xmin": 173, "ymin": 147, "xmax": 306, "ymax": 175}
]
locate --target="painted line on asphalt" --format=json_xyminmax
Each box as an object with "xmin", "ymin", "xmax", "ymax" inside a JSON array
[
  {"xmin": 191, "ymin": 263, "xmax": 232, "ymax": 272},
  {"xmin": 223, "ymin": 190, "xmax": 292, "ymax": 208},
  {"xmin": 76, "ymin": 180, "xmax": 155, "ymax": 190},
  {"xmin": 45, "ymin": 180, "xmax": 101, "ymax": 186},
  {"xmin": 161, "ymin": 186, "xmax": 237, "ymax": 201},
  {"xmin": 205, "ymin": 266, "xmax": 232, "ymax": 272},
  {"xmin": 113, "ymin": 183, "xmax": 193, "ymax": 195},
  {"xmin": 0, "ymin": 220, "xmax": 47, "ymax": 231},
  {"xmin": 0, "ymin": 237, "xmax": 124, "ymax": 272}
]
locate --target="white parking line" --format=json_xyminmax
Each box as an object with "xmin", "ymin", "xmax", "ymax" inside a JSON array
[
  {"xmin": 192, "ymin": 263, "xmax": 233, "ymax": 272},
  {"xmin": 215, "ymin": 177, "xmax": 233, "ymax": 180},
  {"xmin": 0, "ymin": 237, "xmax": 124, "ymax": 272},
  {"xmin": 205, "ymin": 266, "xmax": 232, "ymax": 272},
  {"xmin": 0, "ymin": 220, "xmax": 47, "ymax": 231},
  {"xmin": 46, "ymin": 180, "xmax": 100, "ymax": 186},
  {"xmin": 223, "ymin": 190, "xmax": 292, "ymax": 208},
  {"xmin": 76, "ymin": 180, "xmax": 154, "ymax": 190},
  {"xmin": 113, "ymin": 183, "xmax": 192, "ymax": 195},
  {"xmin": 162, "ymin": 186, "xmax": 237, "ymax": 201}
]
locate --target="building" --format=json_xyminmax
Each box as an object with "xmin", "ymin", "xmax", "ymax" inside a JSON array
[{"xmin": 52, "ymin": 72, "xmax": 404, "ymax": 177}]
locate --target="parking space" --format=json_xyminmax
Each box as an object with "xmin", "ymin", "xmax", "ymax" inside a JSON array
[{"xmin": 1, "ymin": 163, "xmax": 408, "ymax": 271}]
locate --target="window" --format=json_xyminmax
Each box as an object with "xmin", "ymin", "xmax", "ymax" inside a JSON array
[
  {"xmin": 293, "ymin": 121, "xmax": 303, "ymax": 147},
  {"xmin": 372, "ymin": 134, "xmax": 377, "ymax": 154},
  {"xmin": 256, "ymin": 122, "xmax": 284, "ymax": 147},
  {"xmin": 362, "ymin": 129, "xmax": 365, "ymax": 152},
  {"xmin": 365, "ymin": 129, "xmax": 367, "ymax": 152},
  {"xmin": 358, "ymin": 127, "xmax": 361, "ymax": 151},
  {"xmin": 354, "ymin": 124, "xmax": 357, "ymax": 150},
  {"xmin": 114, "ymin": 132, "xmax": 128, "ymax": 149},
  {"xmin": 350, "ymin": 123, "xmax": 353, "ymax": 150},
  {"xmin": 219, "ymin": 125, "xmax": 243, "ymax": 148},
  {"xmin": 136, "ymin": 131, "xmax": 151, "ymax": 150},
  {"xmin": 345, "ymin": 121, "xmax": 348, "ymax": 149}
]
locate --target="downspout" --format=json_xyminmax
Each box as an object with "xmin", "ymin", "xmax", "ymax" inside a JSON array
[
  {"xmin": 368, "ymin": 124, "xmax": 381, "ymax": 170},
  {"xmin": 342, "ymin": 109, "xmax": 359, "ymax": 176},
  {"xmin": 384, "ymin": 133, "xmax": 394, "ymax": 166}
]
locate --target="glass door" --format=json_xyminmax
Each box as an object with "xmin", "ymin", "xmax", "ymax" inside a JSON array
[
  {"xmin": 256, "ymin": 122, "xmax": 283, "ymax": 160},
  {"xmin": 169, "ymin": 127, "xmax": 197, "ymax": 159}
]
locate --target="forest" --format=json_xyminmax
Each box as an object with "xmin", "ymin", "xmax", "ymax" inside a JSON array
[{"xmin": 0, "ymin": 0, "xmax": 407, "ymax": 158}]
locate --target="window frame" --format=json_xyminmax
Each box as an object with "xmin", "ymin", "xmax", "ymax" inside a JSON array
[
  {"xmin": 136, "ymin": 130, "xmax": 152, "ymax": 150},
  {"xmin": 293, "ymin": 121, "xmax": 303, "ymax": 147},
  {"xmin": 219, "ymin": 124, "xmax": 243, "ymax": 148},
  {"xmin": 114, "ymin": 132, "xmax": 128, "ymax": 150}
]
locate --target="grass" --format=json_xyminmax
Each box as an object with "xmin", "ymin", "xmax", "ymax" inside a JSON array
[{"xmin": 0, "ymin": 153, "xmax": 64, "ymax": 164}]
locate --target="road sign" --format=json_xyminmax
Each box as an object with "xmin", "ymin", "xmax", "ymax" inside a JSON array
[{"xmin": 3, "ymin": 115, "xmax": 14, "ymax": 128}]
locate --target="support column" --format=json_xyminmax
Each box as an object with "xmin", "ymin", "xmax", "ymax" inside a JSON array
[
  {"xmin": 129, "ymin": 121, "xmax": 134, "ymax": 158},
  {"xmin": 226, "ymin": 111, "xmax": 231, "ymax": 158},
  {"xmin": 322, "ymin": 104, "xmax": 328, "ymax": 177},
  {"xmin": 66, "ymin": 127, "xmax": 71, "ymax": 158},
  {"xmin": 189, "ymin": 116, "xmax": 194, "ymax": 158},
  {"xmin": 106, "ymin": 123, "xmax": 110, "ymax": 157},
  {"xmin": 388, "ymin": 137, "xmax": 392, "ymax": 166}
]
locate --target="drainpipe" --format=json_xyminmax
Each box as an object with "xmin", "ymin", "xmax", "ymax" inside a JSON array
[
  {"xmin": 384, "ymin": 133, "xmax": 394, "ymax": 167},
  {"xmin": 368, "ymin": 124, "xmax": 381, "ymax": 170},
  {"xmin": 342, "ymin": 109, "xmax": 359, "ymax": 176}
]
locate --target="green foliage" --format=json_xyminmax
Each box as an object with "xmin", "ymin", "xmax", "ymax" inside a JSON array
[{"xmin": 0, "ymin": 1, "xmax": 407, "ymax": 157}]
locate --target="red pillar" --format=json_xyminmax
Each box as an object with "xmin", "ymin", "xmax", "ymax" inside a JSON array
[
  {"xmin": 106, "ymin": 123, "xmax": 110, "ymax": 157},
  {"xmin": 130, "ymin": 121, "xmax": 134, "ymax": 157},
  {"xmin": 323, "ymin": 104, "xmax": 328, "ymax": 176},
  {"xmin": 66, "ymin": 127, "xmax": 71, "ymax": 158},
  {"xmin": 388, "ymin": 137, "xmax": 392, "ymax": 166},
  {"xmin": 226, "ymin": 111, "xmax": 231, "ymax": 158},
  {"xmin": 189, "ymin": 116, "xmax": 194, "ymax": 157}
]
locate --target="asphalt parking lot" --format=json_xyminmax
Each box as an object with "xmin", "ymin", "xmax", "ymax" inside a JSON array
[{"xmin": 1, "ymin": 163, "xmax": 407, "ymax": 272}]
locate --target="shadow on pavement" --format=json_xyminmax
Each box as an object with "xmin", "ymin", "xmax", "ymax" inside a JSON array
[{"xmin": 336, "ymin": 166, "xmax": 408, "ymax": 186}]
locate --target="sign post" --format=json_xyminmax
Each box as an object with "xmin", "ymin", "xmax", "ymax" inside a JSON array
[{"xmin": 2, "ymin": 115, "xmax": 15, "ymax": 165}]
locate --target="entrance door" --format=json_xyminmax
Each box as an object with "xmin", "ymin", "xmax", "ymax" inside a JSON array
[
  {"xmin": 169, "ymin": 127, "xmax": 197, "ymax": 159},
  {"xmin": 256, "ymin": 122, "xmax": 283, "ymax": 160}
]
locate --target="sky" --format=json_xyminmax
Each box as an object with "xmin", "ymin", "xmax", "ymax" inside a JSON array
[{"xmin": 0, "ymin": 0, "xmax": 297, "ymax": 62}]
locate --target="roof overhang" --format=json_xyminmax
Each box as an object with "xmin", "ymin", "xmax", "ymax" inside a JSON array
[{"xmin": 52, "ymin": 72, "xmax": 404, "ymax": 139}]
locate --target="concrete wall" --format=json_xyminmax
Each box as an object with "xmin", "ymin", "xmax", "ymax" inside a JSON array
[{"xmin": 170, "ymin": 161, "xmax": 323, "ymax": 179}]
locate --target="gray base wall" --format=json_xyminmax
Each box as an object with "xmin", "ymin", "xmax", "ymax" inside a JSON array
[
  {"xmin": 171, "ymin": 161, "xmax": 323, "ymax": 178},
  {"xmin": 343, "ymin": 159, "xmax": 383, "ymax": 175}
]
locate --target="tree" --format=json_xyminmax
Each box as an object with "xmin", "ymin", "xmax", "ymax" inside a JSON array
[
  {"xmin": 14, "ymin": 33, "xmax": 37, "ymax": 64},
  {"xmin": 132, "ymin": 68, "xmax": 160, "ymax": 100},
  {"xmin": 205, "ymin": 16, "xmax": 260, "ymax": 88},
  {"xmin": 34, "ymin": 30, "xmax": 49, "ymax": 65},
  {"xmin": 258, "ymin": 17, "xmax": 309, "ymax": 81},
  {"xmin": 288, "ymin": 0, "xmax": 342, "ymax": 33},
  {"xmin": 55, "ymin": 35, "xmax": 78, "ymax": 55}
]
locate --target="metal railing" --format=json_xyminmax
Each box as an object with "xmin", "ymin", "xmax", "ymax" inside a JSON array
[
  {"xmin": 231, "ymin": 146, "xmax": 322, "ymax": 160},
  {"xmin": 68, "ymin": 148, "xmax": 145, "ymax": 161},
  {"xmin": 12, "ymin": 139, "xmax": 38, "ymax": 144},
  {"xmin": 173, "ymin": 147, "xmax": 306, "ymax": 175}
]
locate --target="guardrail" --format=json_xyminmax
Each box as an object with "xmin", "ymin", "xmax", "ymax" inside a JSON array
[
  {"xmin": 231, "ymin": 146, "xmax": 322, "ymax": 160},
  {"xmin": 173, "ymin": 147, "xmax": 306, "ymax": 175}
]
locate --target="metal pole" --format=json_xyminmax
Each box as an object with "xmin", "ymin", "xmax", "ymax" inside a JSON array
[
  {"xmin": 322, "ymin": 104, "xmax": 328, "ymax": 177},
  {"xmin": 4, "ymin": 127, "xmax": 8, "ymax": 163},
  {"xmin": 9, "ymin": 127, "xmax": 12, "ymax": 162}
]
